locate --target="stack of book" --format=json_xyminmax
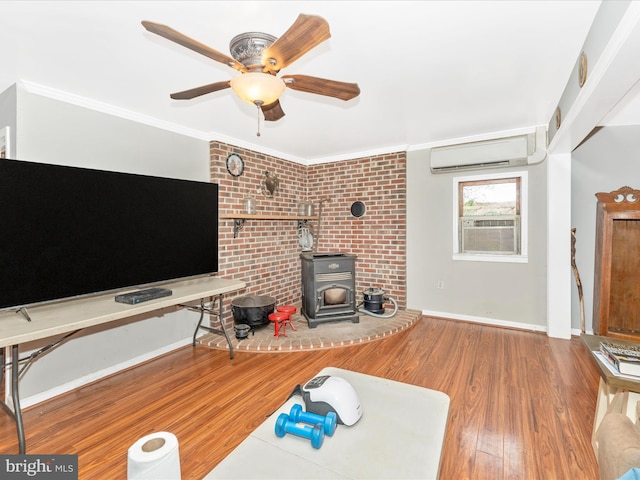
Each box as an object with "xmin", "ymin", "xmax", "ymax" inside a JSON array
[{"xmin": 600, "ymin": 341, "xmax": 640, "ymax": 376}]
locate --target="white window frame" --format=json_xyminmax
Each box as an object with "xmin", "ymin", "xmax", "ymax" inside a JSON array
[{"xmin": 452, "ymin": 171, "xmax": 528, "ymax": 263}]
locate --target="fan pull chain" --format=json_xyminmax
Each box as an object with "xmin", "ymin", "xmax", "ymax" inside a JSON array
[{"xmin": 256, "ymin": 105, "xmax": 261, "ymax": 137}]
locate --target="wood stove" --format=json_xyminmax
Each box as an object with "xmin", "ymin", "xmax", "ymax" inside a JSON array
[{"xmin": 300, "ymin": 252, "xmax": 359, "ymax": 328}]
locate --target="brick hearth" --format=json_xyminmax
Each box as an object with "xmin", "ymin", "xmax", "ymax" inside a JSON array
[{"xmin": 199, "ymin": 309, "xmax": 421, "ymax": 353}]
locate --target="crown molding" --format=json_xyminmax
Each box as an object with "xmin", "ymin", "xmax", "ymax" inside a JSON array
[
  {"xmin": 19, "ymin": 80, "xmax": 210, "ymax": 141},
  {"xmin": 305, "ymin": 144, "xmax": 409, "ymax": 165},
  {"xmin": 408, "ymin": 125, "xmax": 542, "ymax": 151},
  {"xmin": 206, "ymin": 129, "xmax": 306, "ymax": 164},
  {"xmin": 18, "ymin": 80, "xmax": 408, "ymax": 164}
]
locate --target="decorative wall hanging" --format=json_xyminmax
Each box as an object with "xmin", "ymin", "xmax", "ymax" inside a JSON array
[
  {"xmin": 226, "ymin": 153, "xmax": 244, "ymax": 177},
  {"xmin": 578, "ymin": 51, "xmax": 588, "ymax": 88},
  {"xmin": 262, "ymin": 171, "xmax": 279, "ymax": 196}
]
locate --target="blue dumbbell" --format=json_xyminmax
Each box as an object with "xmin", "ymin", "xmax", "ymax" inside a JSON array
[
  {"xmin": 289, "ymin": 403, "xmax": 337, "ymax": 436},
  {"xmin": 274, "ymin": 413, "xmax": 325, "ymax": 449}
]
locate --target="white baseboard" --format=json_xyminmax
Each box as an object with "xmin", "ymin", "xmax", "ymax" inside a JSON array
[
  {"xmin": 422, "ymin": 309, "xmax": 548, "ymax": 333},
  {"xmin": 20, "ymin": 337, "xmax": 194, "ymax": 409}
]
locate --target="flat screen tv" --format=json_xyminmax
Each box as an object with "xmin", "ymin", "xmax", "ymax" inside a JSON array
[{"xmin": 0, "ymin": 158, "xmax": 219, "ymax": 311}]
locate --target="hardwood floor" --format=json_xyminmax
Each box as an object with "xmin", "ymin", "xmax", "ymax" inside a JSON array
[{"xmin": 0, "ymin": 316, "xmax": 600, "ymax": 479}]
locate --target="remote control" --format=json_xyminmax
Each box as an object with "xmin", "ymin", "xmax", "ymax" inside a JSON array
[{"xmin": 115, "ymin": 287, "xmax": 173, "ymax": 305}]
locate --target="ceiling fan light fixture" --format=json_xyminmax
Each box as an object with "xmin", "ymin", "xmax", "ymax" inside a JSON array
[{"xmin": 230, "ymin": 72, "xmax": 285, "ymax": 107}]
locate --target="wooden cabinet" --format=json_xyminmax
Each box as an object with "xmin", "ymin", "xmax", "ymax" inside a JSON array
[{"xmin": 593, "ymin": 186, "xmax": 640, "ymax": 340}]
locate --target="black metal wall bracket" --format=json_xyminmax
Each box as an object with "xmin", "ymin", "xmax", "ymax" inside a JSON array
[{"xmin": 233, "ymin": 219, "xmax": 246, "ymax": 238}]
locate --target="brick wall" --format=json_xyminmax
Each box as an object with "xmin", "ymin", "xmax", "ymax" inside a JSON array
[
  {"xmin": 307, "ymin": 154, "xmax": 407, "ymax": 310},
  {"xmin": 211, "ymin": 141, "xmax": 406, "ymax": 327}
]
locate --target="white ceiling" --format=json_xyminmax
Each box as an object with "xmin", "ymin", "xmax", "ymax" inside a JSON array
[{"xmin": 1, "ymin": 1, "xmax": 610, "ymax": 163}]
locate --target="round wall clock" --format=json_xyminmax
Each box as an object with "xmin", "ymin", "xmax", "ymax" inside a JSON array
[{"xmin": 226, "ymin": 153, "xmax": 244, "ymax": 177}]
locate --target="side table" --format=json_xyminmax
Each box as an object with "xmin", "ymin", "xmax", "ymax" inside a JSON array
[{"xmin": 581, "ymin": 334, "xmax": 640, "ymax": 454}]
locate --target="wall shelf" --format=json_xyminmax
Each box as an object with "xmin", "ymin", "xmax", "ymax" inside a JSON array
[
  {"xmin": 220, "ymin": 214, "xmax": 319, "ymax": 220},
  {"xmin": 220, "ymin": 213, "xmax": 319, "ymax": 238}
]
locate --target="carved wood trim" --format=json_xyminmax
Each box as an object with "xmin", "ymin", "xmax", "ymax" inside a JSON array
[{"xmin": 596, "ymin": 186, "xmax": 640, "ymax": 205}]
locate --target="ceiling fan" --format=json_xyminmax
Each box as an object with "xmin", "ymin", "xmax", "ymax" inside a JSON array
[{"xmin": 141, "ymin": 14, "xmax": 360, "ymax": 122}]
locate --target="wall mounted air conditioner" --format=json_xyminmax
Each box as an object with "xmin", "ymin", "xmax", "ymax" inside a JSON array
[{"xmin": 429, "ymin": 126, "xmax": 547, "ymax": 174}]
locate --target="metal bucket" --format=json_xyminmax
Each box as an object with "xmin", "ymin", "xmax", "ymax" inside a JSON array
[
  {"xmin": 362, "ymin": 288, "xmax": 386, "ymax": 314},
  {"xmin": 231, "ymin": 295, "xmax": 276, "ymax": 327}
]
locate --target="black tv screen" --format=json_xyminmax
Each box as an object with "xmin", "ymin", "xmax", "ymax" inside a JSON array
[{"xmin": 0, "ymin": 158, "xmax": 218, "ymax": 310}]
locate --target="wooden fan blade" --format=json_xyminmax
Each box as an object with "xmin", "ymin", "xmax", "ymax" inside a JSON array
[
  {"xmin": 142, "ymin": 20, "xmax": 246, "ymax": 72},
  {"xmin": 282, "ymin": 75, "xmax": 360, "ymax": 101},
  {"xmin": 170, "ymin": 80, "xmax": 231, "ymax": 100},
  {"xmin": 261, "ymin": 100, "xmax": 285, "ymax": 121},
  {"xmin": 262, "ymin": 14, "xmax": 330, "ymax": 73}
]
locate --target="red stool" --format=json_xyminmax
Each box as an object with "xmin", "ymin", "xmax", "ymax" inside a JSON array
[
  {"xmin": 269, "ymin": 312, "xmax": 289, "ymax": 338},
  {"xmin": 277, "ymin": 305, "xmax": 297, "ymax": 332}
]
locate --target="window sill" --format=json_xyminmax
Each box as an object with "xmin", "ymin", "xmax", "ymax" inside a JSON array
[{"xmin": 453, "ymin": 253, "xmax": 528, "ymax": 264}]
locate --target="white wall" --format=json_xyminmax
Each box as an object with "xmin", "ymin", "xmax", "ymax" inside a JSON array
[
  {"xmin": 407, "ymin": 149, "xmax": 548, "ymax": 330},
  {"xmin": 16, "ymin": 91, "xmax": 209, "ymax": 181},
  {"xmin": 0, "ymin": 84, "xmax": 17, "ymax": 151},
  {"xmin": 10, "ymin": 87, "xmax": 212, "ymax": 405},
  {"xmin": 546, "ymin": 153, "xmax": 573, "ymax": 338},
  {"xmin": 571, "ymin": 125, "xmax": 640, "ymax": 334}
]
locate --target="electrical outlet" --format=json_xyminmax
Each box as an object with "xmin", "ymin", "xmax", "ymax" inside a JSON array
[{"xmin": 437, "ymin": 280, "xmax": 445, "ymax": 289}]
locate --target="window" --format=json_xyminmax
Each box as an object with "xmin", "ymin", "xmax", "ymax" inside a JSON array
[{"xmin": 453, "ymin": 171, "xmax": 528, "ymax": 263}]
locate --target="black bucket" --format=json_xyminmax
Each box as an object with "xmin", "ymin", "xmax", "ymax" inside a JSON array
[
  {"xmin": 362, "ymin": 288, "xmax": 386, "ymax": 314},
  {"xmin": 231, "ymin": 295, "xmax": 276, "ymax": 327}
]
